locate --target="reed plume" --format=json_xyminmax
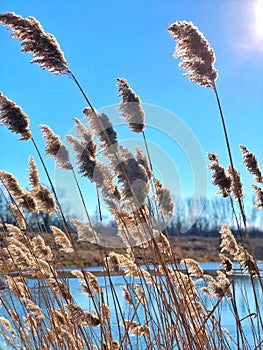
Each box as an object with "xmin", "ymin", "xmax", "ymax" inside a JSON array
[
  {"xmin": 117, "ymin": 78, "xmax": 146, "ymax": 133},
  {"xmin": 135, "ymin": 146, "xmax": 152, "ymax": 179},
  {"xmin": 66, "ymin": 134, "xmax": 96, "ymax": 179},
  {"xmin": 83, "ymin": 108, "xmax": 118, "ymax": 150},
  {"xmin": 113, "ymin": 147, "xmax": 150, "ymax": 207},
  {"xmin": 167, "ymin": 21, "xmax": 218, "ymax": 88},
  {"xmin": 252, "ymin": 184, "xmax": 263, "ymax": 210},
  {"xmin": 0, "ymin": 92, "xmax": 32, "ymax": 140},
  {"xmin": 0, "ymin": 12, "xmax": 69, "ymax": 75},
  {"xmin": 70, "ymin": 218, "xmax": 98, "ymax": 244},
  {"xmin": 207, "ymin": 152, "xmax": 231, "ymax": 197},
  {"xmin": 154, "ymin": 178, "xmax": 174, "ymax": 216},
  {"xmin": 227, "ymin": 165, "xmax": 243, "ymax": 201},
  {"xmin": 9, "ymin": 204, "xmax": 26, "ymax": 229},
  {"xmin": 181, "ymin": 258, "xmax": 204, "ymax": 277},
  {"xmin": 28, "ymin": 156, "xmax": 57, "ymax": 215},
  {"xmin": 40, "ymin": 125, "xmax": 72, "ymax": 169},
  {"xmin": 0, "ymin": 171, "xmax": 38, "ymax": 213},
  {"xmin": 240, "ymin": 145, "xmax": 263, "ymax": 184},
  {"xmin": 50, "ymin": 226, "xmax": 73, "ymax": 253}
]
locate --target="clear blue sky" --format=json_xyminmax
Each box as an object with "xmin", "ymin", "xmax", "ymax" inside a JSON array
[{"xmin": 0, "ymin": 0, "xmax": 262, "ymax": 219}]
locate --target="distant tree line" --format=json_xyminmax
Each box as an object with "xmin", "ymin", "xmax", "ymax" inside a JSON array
[
  {"xmin": 0, "ymin": 192, "xmax": 262, "ymax": 238},
  {"xmin": 168, "ymin": 196, "xmax": 263, "ymax": 237}
]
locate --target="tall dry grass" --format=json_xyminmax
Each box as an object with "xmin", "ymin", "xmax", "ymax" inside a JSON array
[{"xmin": 0, "ymin": 13, "xmax": 262, "ymax": 349}]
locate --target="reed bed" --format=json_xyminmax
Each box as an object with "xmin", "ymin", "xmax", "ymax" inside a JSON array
[{"xmin": 0, "ymin": 13, "xmax": 262, "ymax": 349}]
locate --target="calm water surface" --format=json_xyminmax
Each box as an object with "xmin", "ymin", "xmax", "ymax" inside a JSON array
[{"xmin": 0, "ymin": 262, "xmax": 262, "ymax": 349}]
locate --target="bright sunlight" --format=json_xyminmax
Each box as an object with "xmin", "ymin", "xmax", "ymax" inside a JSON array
[{"xmin": 255, "ymin": 0, "xmax": 263, "ymax": 36}]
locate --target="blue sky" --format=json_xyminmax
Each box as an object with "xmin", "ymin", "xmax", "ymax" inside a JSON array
[{"xmin": 0, "ymin": 0, "xmax": 263, "ymax": 219}]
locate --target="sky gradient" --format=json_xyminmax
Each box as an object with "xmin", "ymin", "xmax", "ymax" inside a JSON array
[{"xmin": 0, "ymin": 0, "xmax": 262, "ymax": 219}]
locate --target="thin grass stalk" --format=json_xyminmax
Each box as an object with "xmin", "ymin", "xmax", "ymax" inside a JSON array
[{"xmin": 213, "ymin": 87, "xmax": 250, "ymax": 243}]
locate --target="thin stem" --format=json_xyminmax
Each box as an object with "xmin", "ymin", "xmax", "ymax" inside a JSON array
[
  {"xmin": 95, "ymin": 183, "xmax": 103, "ymax": 221},
  {"xmin": 142, "ymin": 130, "xmax": 153, "ymax": 172},
  {"xmin": 213, "ymin": 87, "xmax": 250, "ymax": 244},
  {"xmin": 69, "ymin": 71, "xmax": 104, "ymax": 220}
]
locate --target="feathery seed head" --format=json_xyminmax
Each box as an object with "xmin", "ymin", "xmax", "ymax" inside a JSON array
[
  {"xmin": 70, "ymin": 218, "xmax": 98, "ymax": 244},
  {"xmin": 0, "ymin": 12, "xmax": 70, "ymax": 75},
  {"xmin": 40, "ymin": 125, "xmax": 72, "ymax": 169},
  {"xmin": 0, "ymin": 171, "xmax": 24, "ymax": 197},
  {"xmin": 135, "ymin": 146, "xmax": 152, "ymax": 179},
  {"xmin": 154, "ymin": 178, "xmax": 174, "ymax": 216},
  {"xmin": 207, "ymin": 152, "xmax": 231, "ymax": 197},
  {"xmin": 28, "ymin": 156, "xmax": 57, "ymax": 214},
  {"xmin": 252, "ymin": 184, "xmax": 263, "ymax": 210},
  {"xmin": 227, "ymin": 166, "xmax": 243, "ymax": 201},
  {"xmin": 83, "ymin": 108, "xmax": 118, "ymax": 148},
  {"xmin": 240, "ymin": 145, "xmax": 263, "ymax": 183},
  {"xmin": 66, "ymin": 135, "xmax": 96, "ymax": 179},
  {"xmin": 9, "ymin": 204, "xmax": 26, "ymax": 229},
  {"xmin": 220, "ymin": 224, "xmax": 239, "ymax": 256},
  {"xmin": 168, "ymin": 21, "xmax": 218, "ymax": 88},
  {"xmin": 28, "ymin": 156, "xmax": 40, "ymax": 188},
  {"xmin": 117, "ymin": 78, "xmax": 145, "ymax": 133},
  {"xmin": 51, "ymin": 226, "xmax": 73, "ymax": 253},
  {"xmin": 0, "ymin": 92, "xmax": 32, "ymax": 140}
]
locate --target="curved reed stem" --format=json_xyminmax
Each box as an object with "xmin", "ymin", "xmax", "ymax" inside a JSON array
[{"xmin": 213, "ymin": 87, "xmax": 250, "ymax": 243}]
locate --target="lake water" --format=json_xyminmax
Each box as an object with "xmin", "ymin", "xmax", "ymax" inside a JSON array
[{"xmin": 0, "ymin": 262, "xmax": 262, "ymax": 349}]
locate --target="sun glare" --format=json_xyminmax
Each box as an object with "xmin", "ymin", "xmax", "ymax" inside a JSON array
[{"xmin": 255, "ymin": 0, "xmax": 263, "ymax": 37}]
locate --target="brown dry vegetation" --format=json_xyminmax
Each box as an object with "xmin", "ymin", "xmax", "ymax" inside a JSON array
[{"xmin": 39, "ymin": 233, "xmax": 263, "ymax": 268}]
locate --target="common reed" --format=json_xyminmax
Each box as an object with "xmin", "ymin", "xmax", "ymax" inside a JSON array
[{"xmin": 0, "ymin": 11, "xmax": 262, "ymax": 350}]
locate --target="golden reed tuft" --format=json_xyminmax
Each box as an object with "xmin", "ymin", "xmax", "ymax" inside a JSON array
[
  {"xmin": 0, "ymin": 92, "xmax": 32, "ymax": 140},
  {"xmin": 168, "ymin": 20, "xmax": 218, "ymax": 88},
  {"xmin": 0, "ymin": 12, "xmax": 69, "ymax": 75}
]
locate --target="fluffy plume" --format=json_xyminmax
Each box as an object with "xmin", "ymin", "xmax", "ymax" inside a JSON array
[
  {"xmin": 0, "ymin": 92, "xmax": 32, "ymax": 140},
  {"xmin": 227, "ymin": 166, "xmax": 243, "ymax": 201},
  {"xmin": 93, "ymin": 161, "xmax": 121, "ymax": 201},
  {"xmin": 50, "ymin": 226, "xmax": 73, "ymax": 253},
  {"xmin": 181, "ymin": 258, "xmax": 204, "ymax": 277},
  {"xmin": 117, "ymin": 78, "xmax": 145, "ymax": 133},
  {"xmin": 121, "ymin": 320, "xmax": 150, "ymax": 336},
  {"xmin": 9, "ymin": 204, "xmax": 26, "ymax": 229},
  {"xmin": 0, "ymin": 12, "xmax": 69, "ymax": 75},
  {"xmin": 240, "ymin": 145, "xmax": 263, "ymax": 183},
  {"xmin": 71, "ymin": 270, "xmax": 101, "ymax": 295},
  {"xmin": 154, "ymin": 178, "xmax": 174, "ymax": 216},
  {"xmin": 83, "ymin": 108, "xmax": 118, "ymax": 148},
  {"xmin": 73, "ymin": 117, "xmax": 91, "ymax": 140},
  {"xmin": 40, "ymin": 125, "xmax": 72, "ymax": 169},
  {"xmin": 135, "ymin": 146, "xmax": 152, "ymax": 179},
  {"xmin": 66, "ymin": 135, "xmax": 96, "ymax": 179},
  {"xmin": 25, "ymin": 299, "xmax": 45, "ymax": 320},
  {"xmin": 28, "ymin": 156, "xmax": 57, "ymax": 215},
  {"xmin": 32, "ymin": 185, "xmax": 57, "ymax": 215},
  {"xmin": 28, "ymin": 155, "xmax": 40, "ymax": 188},
  {"xmin": 219, "ymin": 254, "xmax": 233, "ymax": 275},
  {"xmin": 252, "ymin": 184, "xmax": 263, "ymax": 210},
  {"xmin": 207, "ymin": 152, "xmax": 231, "ymax": 197},
  {"xmin": 0, "ymin": 171, "xmax": 24, "ymax": 197},
  {"xmin": 0, "ymin": 171, "xmax": 38, "ymax": 213},
  {"xmin": 0, "ymin": 317, "xmax": 16, "ymax": 336},
  {"xmin": 114, "ymin": 147, "xmax": 150, "ymax": 207},
  {"xmin": 205, "ymin": 271, "xmax": 232, "ymax": 299},
  {"xmin": 220, "ymin": 224, "xmax": 239, "ymax": 256},
  {"xmin": 70, "ymin": 218, "xmax": 98, "ymax": 244},
  {"xmin": 168, "ymin": 21, "xmax": 218, "ymax": 87},
  {"xmin": 67, "ymin": 132, "xmax": 120, "ymax": 201},
  {"xmin": 65, "ymin": 304, "xmax": 100, "ymax": 327},
  {"xmin": 32, "ymin": 234, "xmax": 53, "ymax": 261},
  {"xmin": 120, "ymin": 286, "xmax": 133, "ymax": 306}
]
